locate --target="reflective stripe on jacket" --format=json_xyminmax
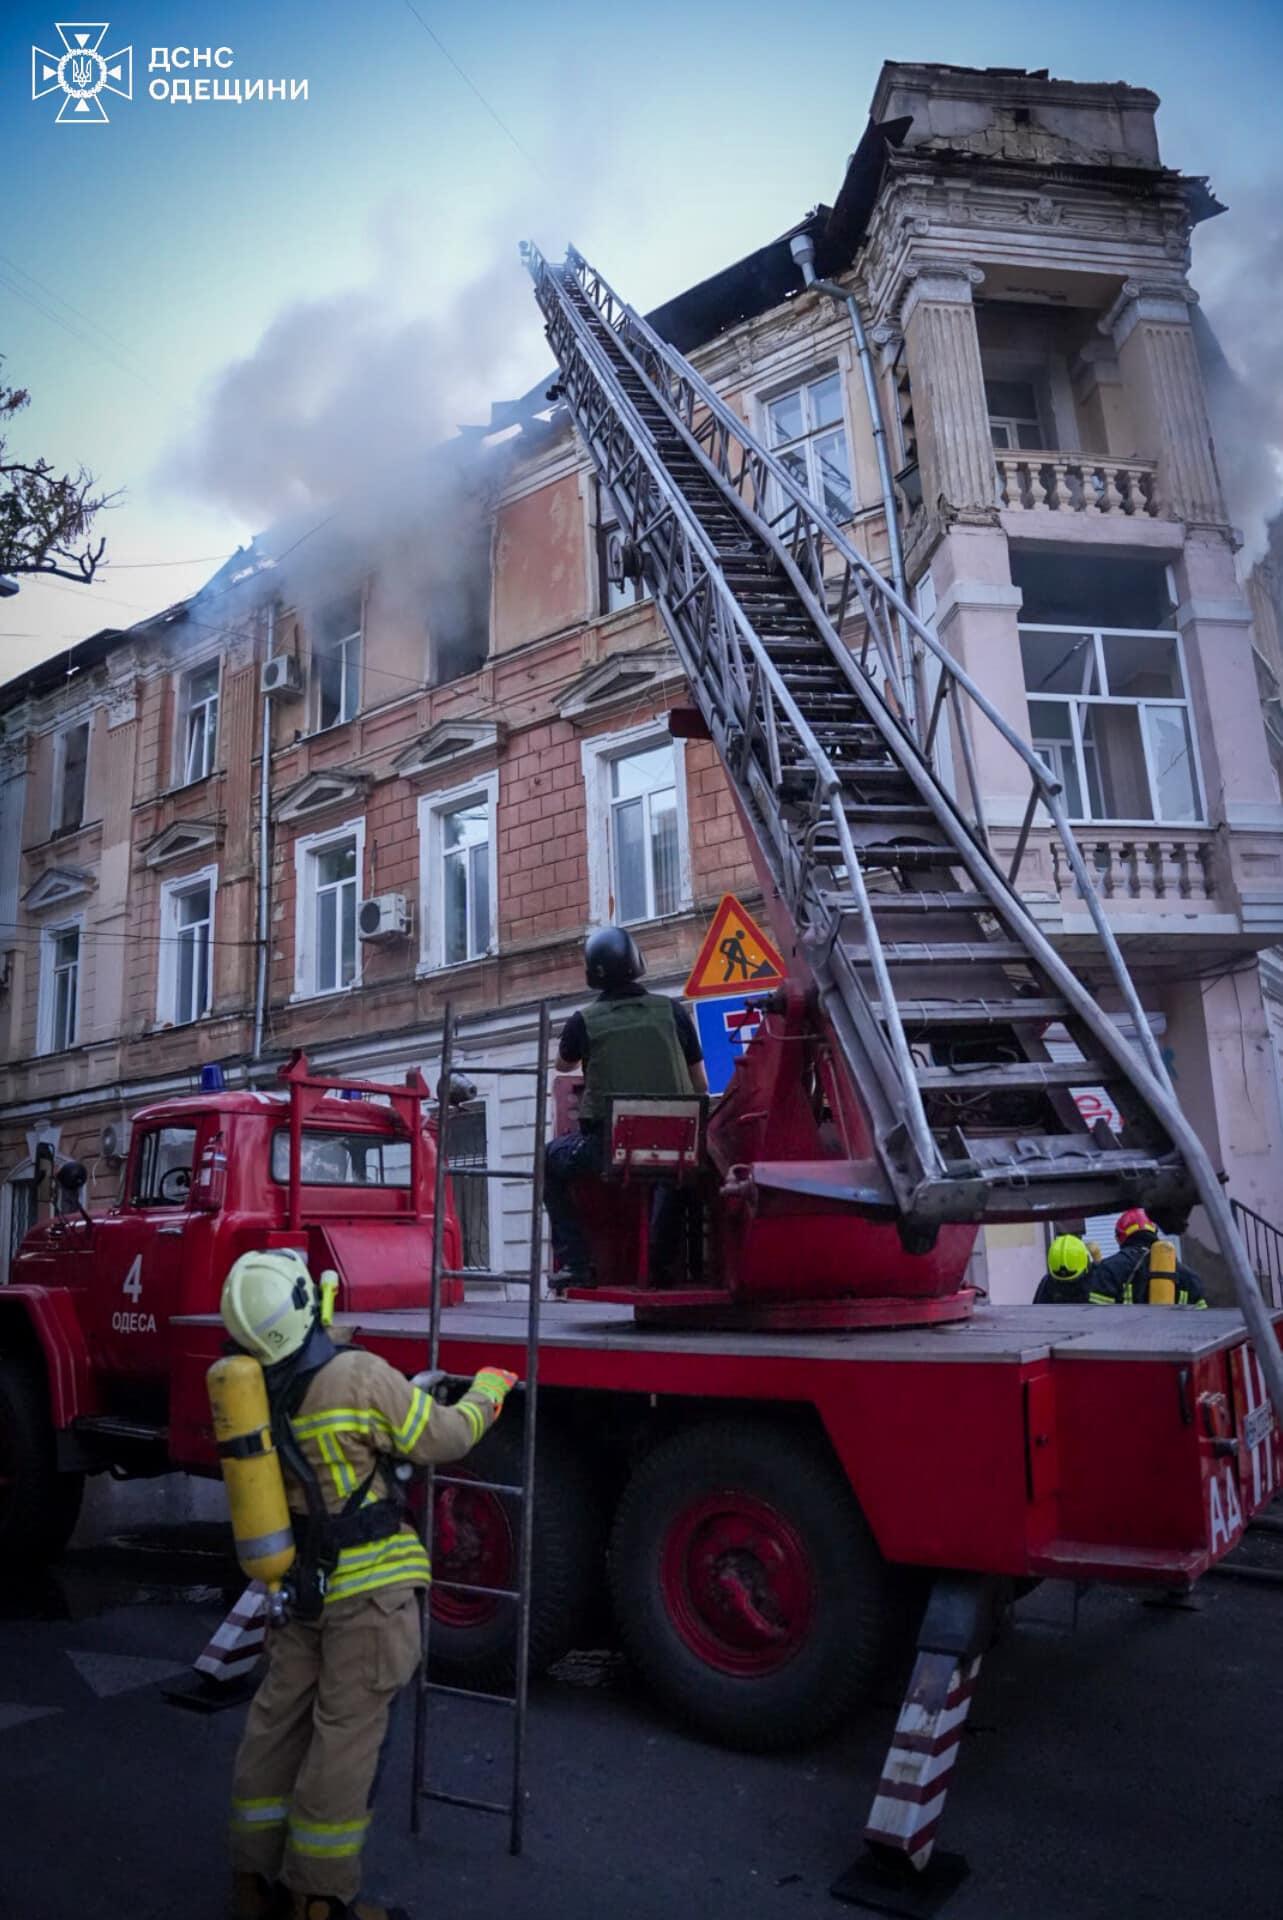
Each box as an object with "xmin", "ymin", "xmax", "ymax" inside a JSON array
[{"xmin": 287, "ymin": 1346, "xmax": 500, "ymax": 1606}]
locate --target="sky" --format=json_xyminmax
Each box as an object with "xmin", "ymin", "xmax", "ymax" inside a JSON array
[{"xmin": 2, "ymin": 0, "xmax": 1282, "ymax": 676}]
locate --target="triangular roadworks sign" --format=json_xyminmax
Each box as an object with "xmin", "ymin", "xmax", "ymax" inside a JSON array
[{"xmin": 684, "ymin": 893, "xmax": 787, "ymax": 1000}]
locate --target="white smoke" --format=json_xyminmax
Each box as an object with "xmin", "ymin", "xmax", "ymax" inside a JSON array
[{"xmin": 1193, "ymin": 188, "xmax": 1283, "ymax": 562}]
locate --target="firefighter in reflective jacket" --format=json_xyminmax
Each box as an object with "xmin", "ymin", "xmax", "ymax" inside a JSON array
[
  {"xmin": 220, "ymin": 1249, "xmax": 517, "ymax": 1920},
  {"xmin": 1034, "ymin": 1234, "xmax": 1113, "ymax": 1305},
  {"xmin": 1092, "ymin": 1209, "xmax": 1209, "ymax": 1307}
]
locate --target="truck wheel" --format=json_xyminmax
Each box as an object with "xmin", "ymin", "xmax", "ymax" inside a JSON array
[
  {"xmin": 0, "ymin": 1356, "xmax": 85, "ymax": 1561},
  {"xmin": 428, "ymin": 1416, "xmax": 602, "ymax": 1691},
  {"xmin": 610, "ymin": 1420, "xmax": 897, "ymax": 1752}
]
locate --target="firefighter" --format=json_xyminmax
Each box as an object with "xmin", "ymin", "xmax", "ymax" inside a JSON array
[
  {"xmin": 546, "ymin": 925, "xmax": 708, "ymax": 1287},
  {"xmin": 220, "ymin": 1248, "xmax": 518, "ymax": 1920},
  {"xmin": 1033, "ymin": 1234, "xmax": 1112, "ymax": 1305},
  {"xmin": 1092, "ymin": 1208, "xmax": 1209, "ymax": 1307}
]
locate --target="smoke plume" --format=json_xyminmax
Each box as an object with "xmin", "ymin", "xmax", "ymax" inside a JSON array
[{"xmin": 1193, "ymin": 188, "xmax": 1283, "ymax": 561}]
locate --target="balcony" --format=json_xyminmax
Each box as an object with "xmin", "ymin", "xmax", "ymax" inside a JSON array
[{"xmin": 996, "ymin": 452, "xmax": 1161, "ymax": 518}]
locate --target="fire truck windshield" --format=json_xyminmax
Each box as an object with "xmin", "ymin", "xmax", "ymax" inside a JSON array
[{"xmin": 269, "ymin": 1129, "xmax": 411, "ymax": 1188}]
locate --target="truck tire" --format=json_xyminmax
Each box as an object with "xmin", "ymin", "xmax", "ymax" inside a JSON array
[
  {"xmin": 609, "ymin": 1419, "xmax": 898, "ymax": 1752},
  {"xmin": 428, "ymin": 1415, "xmax": 603, "ymax": 1691},
  {"xmin": 0, "ymin": 1355, "xmax": 85, "ymax": 1561}
]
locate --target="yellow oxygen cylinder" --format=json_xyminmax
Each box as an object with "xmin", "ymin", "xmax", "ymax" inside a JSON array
[
  {"xmin": 207, "ymin": 1354, "xmax": 296, "ymax": 1592},
  {"xmin": 1147, "ymin": 1239, "xmax": 1178, "ymax": 1307}
]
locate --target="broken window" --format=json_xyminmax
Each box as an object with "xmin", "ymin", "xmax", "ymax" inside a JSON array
[
  {"xmin": 428, "ymin": 528, "xmax": 491, "ymax": 683},
  {"xmin": 313, "ymin": 592, "xmax": 363, "ymax": 730},
  {"xmin": 177, "ymin": 661, "xmax": 220, "ymax": 784},
  {"xmin": 597, "ymin": 484, "xmax": 650, "ymax": 615},
  {"xmin": 1022, "ymin": 626, "xmax": 1201, "ymax": 825},
  {"xmin": 764, "ymin": 370, "xmax": 855, "ymax": 520},
  {"xmin": 53, "ymin": 721, "xmax": 89, "ymax": 836}
]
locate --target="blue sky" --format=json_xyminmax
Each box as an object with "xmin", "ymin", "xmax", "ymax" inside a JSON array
[{"xmin": 2, "ymin": 0, "xmax": 1281, "ymax": 672}]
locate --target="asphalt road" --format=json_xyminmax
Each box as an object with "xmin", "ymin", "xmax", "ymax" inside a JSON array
[{"xmin": 1, "ymin": 1474, "xmax": 1281, "ymax": 1920}]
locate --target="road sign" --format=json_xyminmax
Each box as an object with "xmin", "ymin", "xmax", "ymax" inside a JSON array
[
  {"xmin": 684, "ymin": 893, "xmax": 786, "ymax": 1001},
  {"xmin": 693, "ymin": 996, "xmax": 766, "ymax": 1096}
]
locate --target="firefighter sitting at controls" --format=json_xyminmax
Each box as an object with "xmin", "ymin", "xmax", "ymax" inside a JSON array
[
  {"xmin": 220, "ymin": 1248, "xmax": 517, "ymax": 1920},
  {"xmin": 546, "ymin": 926, "xmax": 708, "ymax": 1288},
  {"xmin": 1091, "ymin": 1208, "xmax": 1209, "ymax": 1307},
  {"xmin": 1034, "ymin": 1234, "xmax": 1113, "ymax": 1305}
]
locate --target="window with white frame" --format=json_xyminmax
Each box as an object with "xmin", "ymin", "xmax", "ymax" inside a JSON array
[
  {"xmin": 158, "ymin": 867, "xmax": 216, "ymax": 1026},
  {"xmin": 294, "ymin": 820, "xmax": 364, "ymax": 998},
  {"xmin": 419, "ymin": 774, "xmax": 498, "ymax": 970},
  {"xmin": 582, "ymin": 728, "xmax": 691, "ymax": 927},
  {"xmin": 763, "ymin": 370, "xmax": 855, "ymax": 520},
  {"xmin": 39, "ymin": 919, "xmax": 82, "ymax": 1053},
  {"xmin": 313, "ymin": 591, "xmax": 363, "ymax": 731},
  {"xmin": 985, "ymin": 377, "xmax": 1046, "ymax": 452},
  {"xmin": 597, "ymin": 484, "xmax": 649, "ymax": 615},
  {"xmin": 52, "ymin": 721, "xmax": 89, "ymax": 836},
  {"xmin": 177, "ymin": 660, "xmax": 220, "ymax": 785},
  {"xmin": 1021, "ymin": 626, "xmax": 1203, "ymax": 826}
]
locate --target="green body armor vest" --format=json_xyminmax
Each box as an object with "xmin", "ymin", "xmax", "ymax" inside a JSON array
[{"xmin": 579, "ymin": 993, "xmax": 693, "ymax": 1125}]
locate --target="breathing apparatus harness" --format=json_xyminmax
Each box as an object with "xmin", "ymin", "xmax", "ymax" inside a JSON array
[{"xmin": 257, "ymin": 1319, "xmax": 406, "ymax": 1622}]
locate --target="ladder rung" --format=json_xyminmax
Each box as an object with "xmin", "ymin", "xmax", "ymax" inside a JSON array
[
  {"xmin": 446, "ymin": 1167, "xmax": 535, "ymax": 1181},
  {"xmin": 420, "ymin": 1789, "xmax": 512, "ymax": 1817},
  {"xmin": 915, "ymin": 1061, "xmax": 1108, "ymax": 1091},
  {"xmin": 426, "ymin": 1682, "xmax": 517, "ymax": 1709},
  {"xmin": 873, "ymin": 998, "xmax": 1068, "ymax": 1025},
  {"xmin": 442, "ymin": 1269, "xmax": 535, "ymax": 1286},
  {"xmin": 432, "ymin": 1578, "xmax": 520, "ymax": 1602},
  {"xmin": 864, "ymin": 890, "xmax": 994, "ymax": 913},
  {"xmin": 434, "ymin": 1474, "xmax": 525, "ymax": 1497},
  {"xmin": 851, "ymin": 940, "xmax": 1035, "ymax": 964}
]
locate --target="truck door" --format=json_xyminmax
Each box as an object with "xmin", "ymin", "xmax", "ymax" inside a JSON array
[{"xmin": 88, "ymin": 1121, "xmax": 201, "ymax": 1406}]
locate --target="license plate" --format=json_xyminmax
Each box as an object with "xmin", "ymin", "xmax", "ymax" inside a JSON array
[{"xmin": 1244, "ymin": 1402, "xmax": 1275, "ymax": 1451}]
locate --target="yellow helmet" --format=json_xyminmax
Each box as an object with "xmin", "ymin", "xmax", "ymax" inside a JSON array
[
  {"xmin": 220, "ymin": 1248, "xmax": 317, "ymax": 1365},
  {"xmin": 1047, "ymin": 1234, "xmax": 1090, "ymax": 1282}
]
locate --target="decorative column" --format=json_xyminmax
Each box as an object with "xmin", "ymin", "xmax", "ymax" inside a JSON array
[
  {"xmin": 1102, "ymin": 280, "xmax": 1225, "ymax": 527},
  {"xmin": 899, "ymin": 262, "xmax": 994, "ymax": 521}
]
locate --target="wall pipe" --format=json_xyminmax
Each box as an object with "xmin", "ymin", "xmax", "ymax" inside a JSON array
[
  {"xmin": 251, "ymin": 603, "xmax": 274, "ymax": 1064},
  {"xmin": 788, "ymin": 232, "xmax": 918, "ymax": 731}
]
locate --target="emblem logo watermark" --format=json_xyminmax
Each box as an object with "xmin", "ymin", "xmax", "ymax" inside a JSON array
[{"xmin": 32, "ymin": 22, "xmax": 133, "ymax": 122}]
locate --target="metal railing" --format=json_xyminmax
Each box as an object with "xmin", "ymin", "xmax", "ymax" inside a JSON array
[{"xmin": 1231, "ymin": 1199, "xmax": 1283, "ymax": 1311}]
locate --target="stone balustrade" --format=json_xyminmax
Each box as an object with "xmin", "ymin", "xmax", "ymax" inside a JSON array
[
  {"xmin": 996, "ymin": 451, "xmax": 1161, "ymax": 517},
  {"xmin": 1048, "ymin": 831, "xmax": 1216, "ymax": 905}
]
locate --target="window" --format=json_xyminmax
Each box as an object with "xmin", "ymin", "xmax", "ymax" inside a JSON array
[
  {"xmin": 445, "ymin": 1103, "xmax": 491, "ymax": 1272},
  {"xmin": 270, "ymin": 1130, "xmax": 411, "ymax": 1187},
  {"xmin": 764, "ymin": 370, "xmax": 854, "ymax": 520},
  {"xmin": 597, "ymin": 486, "xmax": 649, "ymax": 615},
  {"xmin": 158, "ymin": 868, "xmax": 216, "ymax": 1026},
  {"xmin": 313, "ymin": 591, "xmax": 363, "ymax": 730},
  {"xmin": 177, "ymin": 661, "xmax": 220, "ymax": 784},
  {"xmin": 419, "ymin": 775, "xmax": 498, "ymax": 971},
  {"xmin": 6, "ymin": 1177, "xmax": 37, "ymax": 1268},
  {"xmin": 52, "ymin": 722, "xmax": 89, "ymax": 836},
  {"xmin": 294, "ymin": 819, "xmax": 365, "ymax": 999},
  {"xmin": 581, "ymin": 728, "xmax": 691, "ymax": 928},
  {"xmin": 38, "ymin": 919, "xmax": 81, "ymax": 1053},
  {"xmin": 986, "ymin": 378, "xmax": 1045, "ymax": 452},
  {"xmin": 1022, "ymin": 627, "xmax": 1203, "ymax": 826},
  {"xmin": 132, "ymin": 1127, "xmax": 198, "ymax": 1207}
]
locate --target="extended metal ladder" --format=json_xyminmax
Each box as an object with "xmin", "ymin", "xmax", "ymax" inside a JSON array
[
  {"xmin": 409, "ymin": 1001, "xmax": 551, "ymax": 1856},
  {"xmin": 521, "ymin": 242, "xmax": 1283, "ymax": 1416}
]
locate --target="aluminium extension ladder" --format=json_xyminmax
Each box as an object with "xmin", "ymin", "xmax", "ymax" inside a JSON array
[
  {"xmin": 408, "ymin": 1001, "xmax": 551, "ymax": 1856},
  {"xmin": 521, "ymin": 240, "xmax": 1283, "ymax": 1419}
]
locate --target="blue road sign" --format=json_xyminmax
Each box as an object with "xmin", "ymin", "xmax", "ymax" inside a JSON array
[{"xmin": 692, "ymin": 995, "xmax": 766, "ymax": 1096}]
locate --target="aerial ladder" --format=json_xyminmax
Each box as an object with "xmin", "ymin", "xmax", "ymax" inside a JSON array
[{"xmin": 521, "ymin": 241, "xmax": 1283, "ymax": 1418}]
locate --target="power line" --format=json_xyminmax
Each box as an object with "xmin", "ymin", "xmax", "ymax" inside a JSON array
[
  {"xmin": 398, "ymin": 0, "xmax": 539, "ymax": 172},
  {"xmin": 0, "ymin": 267, "xmax": 150, "ymax": 391},
  {"xmin": 0, "ymin": 253, "xmax": 141, "ymax": 368}
]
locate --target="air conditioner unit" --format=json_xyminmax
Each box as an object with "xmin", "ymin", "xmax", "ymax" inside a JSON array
[
  {"xmin": 100, "ymin": 1119, "xmax": 131, "ymax": 1163},
  {"xmin": 261, "ymin": 652, "xmax": 303, "ymax": 697},
  {"xmin": 358, "ymin": 894, "xmax": 412, "ymax": 941}
]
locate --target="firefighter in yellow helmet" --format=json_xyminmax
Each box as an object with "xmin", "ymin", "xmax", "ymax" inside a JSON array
[
  {"xmin": 219, "ymin": 1248, "xmax": 517, "ymax": 1920},
  {"xmin": 1034, "ymin": 1234, "xmax": 1112, "ymax": 1305}
]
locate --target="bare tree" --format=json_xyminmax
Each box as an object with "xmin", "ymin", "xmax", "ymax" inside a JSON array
[{"xmin": 0, "ymin": 369, "xmax": 117, "ymax": 585}]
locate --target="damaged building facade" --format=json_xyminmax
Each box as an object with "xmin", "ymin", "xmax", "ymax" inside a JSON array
[{"xmin": 1, "ymin": 60, "xmax": 1281, "ymax": 1299}]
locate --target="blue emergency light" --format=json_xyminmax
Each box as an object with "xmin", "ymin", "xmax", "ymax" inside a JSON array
[
  {"xmin": 200, "ymin": 1064, "xmax": 226, "ymax": 1092},
  {"xmin": 340, "ymin": 1088, "xmax": 364, "ymax": 1101}
]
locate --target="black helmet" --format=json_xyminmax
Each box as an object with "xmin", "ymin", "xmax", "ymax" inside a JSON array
[{"xmin": 585, "ymin": 926, "xmax": 645, "ymax": 991}]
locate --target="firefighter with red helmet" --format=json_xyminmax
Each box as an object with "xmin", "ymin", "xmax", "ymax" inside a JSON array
[{"xmin": 1091, "ymin": 1209, "xmax": 1208, "ymax": 1307}]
